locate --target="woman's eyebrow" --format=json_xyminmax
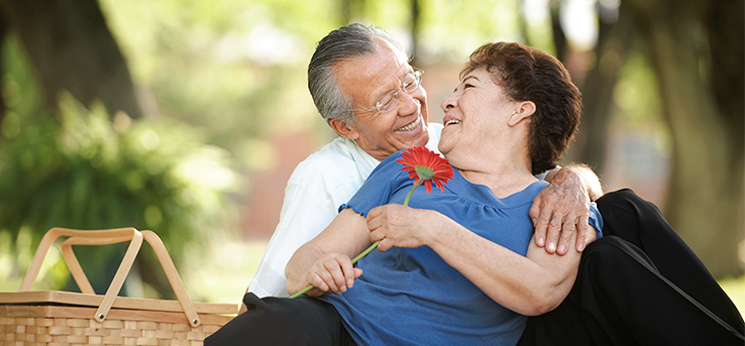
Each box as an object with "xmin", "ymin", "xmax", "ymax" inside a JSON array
[
  {"xmin": 453, "ymin": 75, "xmax": 480, "ymax": 91},
  {"xmin": 462, "ymin": 75, "xmax": 479, "ymax": 83}
]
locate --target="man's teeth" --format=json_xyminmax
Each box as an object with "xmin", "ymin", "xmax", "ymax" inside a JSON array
[
  {"xmin": 397, "ymin": 117, "xmax": 420, "ymax": 131},
  {"xmin": 445, "ymin": 119, "xmax": 461, "ymax": 126}
]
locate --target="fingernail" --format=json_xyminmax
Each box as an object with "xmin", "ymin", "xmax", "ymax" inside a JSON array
[
  {"xmin": 547, "ymin": 242, "xmax": 556, "ymax": 252},
  {"xmin": 577, "ymin": 243, "xmax": 585, "ymax": 252},
  {"xmin": 558, "ymin": 244, "xmax": 566, "ymax": 254},
  {"xmin": 532, "ymin": 218, "xmax": 537, "ymax": 224},
  {"xmin": 348, "ymin": 279, "xmax": 354, "ymax": 288},
  {"xmin": 536, "ymin": 237, "xmax": 544, "ymax": 246}
]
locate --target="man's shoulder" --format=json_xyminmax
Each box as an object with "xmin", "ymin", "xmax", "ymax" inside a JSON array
[
  {"xmin": 290, "ymin": 137, "xmax": 361, "ymax": 181},
  {"xmin": 426, "ymin": 122, "xmax": 443, "ymax": 153}
]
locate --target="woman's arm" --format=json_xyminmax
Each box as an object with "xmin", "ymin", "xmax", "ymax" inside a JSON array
[
  {"xmin": 285, "ymin": 208, "xmax": 372, "ymax": 296},
  {"xmin": 367, "ymin": 204, "xmax": 596, "ymax": 316}
]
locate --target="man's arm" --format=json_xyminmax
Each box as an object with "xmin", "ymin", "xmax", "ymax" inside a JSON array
[{"xmin": 530, "ymin": 163, "xmax": 603, "ymax": 255}]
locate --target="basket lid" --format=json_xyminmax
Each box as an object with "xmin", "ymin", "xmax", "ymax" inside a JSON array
[{"xmin": 0, "ymin": 290, "xmax": 238, "ymax": 315}]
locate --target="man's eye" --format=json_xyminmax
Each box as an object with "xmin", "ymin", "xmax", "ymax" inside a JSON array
[
  {"xmin": 377, "ymin": 94, "xmax": 395, "ymax": 110},
  {"xmin": 403, "ymin": 80, "xmax": 416, "ymax": 91},
  {"xmin": 464, "ymin": 83, "xmax": 474, "ymax": 89}
]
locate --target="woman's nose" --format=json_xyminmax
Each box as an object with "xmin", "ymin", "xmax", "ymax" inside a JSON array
[{"xmin": 441, "ymin": 93, "xmax": 457, "ymax": 112}]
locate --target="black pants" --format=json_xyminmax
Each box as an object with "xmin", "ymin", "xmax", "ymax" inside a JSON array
[
  {"xmin": 204, "ymin": 292, "xmax": 357, "ymax": 346},
  {"xmin": 517, "ymin": 189, "xmax": 745, "ymax": 345}
]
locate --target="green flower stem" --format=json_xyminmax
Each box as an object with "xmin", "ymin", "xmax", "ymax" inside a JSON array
[
  {"xmin": 289, "ymin": 283, "xmax": 314, "ymax": 299},
  {"xmin": 403, "ymin": 179, "xmax": 422, "ymax": 206},
  {"xmin": 289, "ymin": 180, "xmax": 423, "ymax": 299}
]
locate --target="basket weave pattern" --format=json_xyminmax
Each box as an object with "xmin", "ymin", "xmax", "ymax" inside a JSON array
[
  {"xmin": 0, "ymin": 228, "xmax": 236, "ymax": 346},
  {"xmin": 1, "ymin": 306, "xmax": 225, "ymax": 346}
]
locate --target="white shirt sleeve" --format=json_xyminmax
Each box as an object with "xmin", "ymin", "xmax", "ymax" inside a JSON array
[
  {"xmin": 248, "ymin": 139, "xmax": 368, "ymax": 297},
  {"xmin": 248, "ymin": 172, "xmax": 338, "ymax": 297}
]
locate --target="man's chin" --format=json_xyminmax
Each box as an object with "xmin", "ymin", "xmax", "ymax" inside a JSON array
[{"xmin": 396, "ymin": 132, "xmax": 429, "ymax": 150}]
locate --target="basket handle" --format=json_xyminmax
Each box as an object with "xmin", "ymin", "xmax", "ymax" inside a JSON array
[{"xmin": 19, "ymin": 227, "xmax": 201, "ymax": 327}]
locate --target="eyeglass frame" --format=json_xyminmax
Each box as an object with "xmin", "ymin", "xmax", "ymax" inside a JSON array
[{"xmin": 353, "ymin": 70, "xmax": 423, "ymax": 114}]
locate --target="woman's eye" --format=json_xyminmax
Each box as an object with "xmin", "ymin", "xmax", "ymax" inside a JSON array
[{"xmin": 464, "ymin": 84, "xmax": 474, "ymax": 89}]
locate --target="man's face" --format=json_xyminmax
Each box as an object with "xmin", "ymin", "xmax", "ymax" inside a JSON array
[{"xmin": 330, "ymin": 40, "xmax": 430, "ymax": 161}]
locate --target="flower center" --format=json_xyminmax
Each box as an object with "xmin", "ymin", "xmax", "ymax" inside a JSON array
[{"xmin": 415, "ymin": 165, "xmax": 436, "ymax": 181}]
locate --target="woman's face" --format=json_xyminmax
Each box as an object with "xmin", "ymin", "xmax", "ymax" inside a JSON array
[{"xmin": 438, "ymin": 67, "xmax": 517, "ymax": 160}]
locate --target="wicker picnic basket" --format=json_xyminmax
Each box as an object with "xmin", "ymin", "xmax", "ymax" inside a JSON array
[{"xmin": 0, "ymin": 227, "xmax": 238, "ymax": 345}]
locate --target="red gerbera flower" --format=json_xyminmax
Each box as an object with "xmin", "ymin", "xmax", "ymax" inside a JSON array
[{"xmin": 396, "ymin": 146, "xmax": 454, "ymax": 194}]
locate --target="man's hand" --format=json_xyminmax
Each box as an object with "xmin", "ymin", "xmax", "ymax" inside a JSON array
[{"xmin": 529, "ymin": 164, "xmax": 602, "ymax": 255}]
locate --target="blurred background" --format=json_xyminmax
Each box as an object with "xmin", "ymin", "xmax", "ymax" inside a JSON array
[{"xmin": 0, "ymin": 0, "xmax": 742, "ymax": 311}]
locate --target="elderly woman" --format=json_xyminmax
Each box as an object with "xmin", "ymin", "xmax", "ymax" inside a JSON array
[{"xmin": 205, "ymin": 42, "xmax": 602, "ymax": 346}]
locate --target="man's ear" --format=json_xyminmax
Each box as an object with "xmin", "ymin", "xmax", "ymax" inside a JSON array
[
  {"xmin": 508, "ymin": 101, "xmax": 535, "ymax": 127},
  {"xmin": 329, "ymin": 118, "xmax": 360, "ymax": 140}
]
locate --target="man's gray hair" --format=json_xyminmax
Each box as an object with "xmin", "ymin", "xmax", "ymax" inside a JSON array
[{"xmin": 308, "ymin": 23, "xmax": 406, "ymax": 125}]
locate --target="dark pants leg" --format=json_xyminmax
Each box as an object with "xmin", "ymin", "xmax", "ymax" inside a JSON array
[
  {"xmin": 598, "ymin": 188, "xmax": 743, "ymax": 326},
  {"xmin": 204, "ymin": 293, "xmax": 357, "ymax": 346},
  {"xmin": 517, "ymin": 189, "xmax": 745, "ymax": 345}
]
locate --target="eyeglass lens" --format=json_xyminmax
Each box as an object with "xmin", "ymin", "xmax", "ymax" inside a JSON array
[{"xmin": 376, "ymin": 71, "xmax": 422, "ymax": 113}]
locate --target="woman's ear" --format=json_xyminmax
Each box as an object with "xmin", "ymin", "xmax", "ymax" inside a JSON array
[
  {"xmin": 508, "ymin": 101, "xmax": 536, "ymax": 127},
  {"xmin": 329, "ymin": 118, "xmax": 360, "ymax": 140}
]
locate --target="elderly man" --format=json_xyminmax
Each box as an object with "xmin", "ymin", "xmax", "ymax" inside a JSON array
[{"xmin": 247, "ymin": 23, "xmax": 600, "ymax": 300}]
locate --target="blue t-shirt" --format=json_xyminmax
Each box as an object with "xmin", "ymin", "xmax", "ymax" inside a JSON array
[{"xmin": 321, "ymin": 151, "xmax": 603, "ymax": 346}]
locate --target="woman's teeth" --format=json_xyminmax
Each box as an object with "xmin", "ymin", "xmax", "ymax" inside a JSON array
[
  {"xmin": 445, "ymin": 119, "xmax": 461, "ymax": 126},
  {"xmin": 397, "ymin": 116, "xmax": 421, "ymax": 131}
]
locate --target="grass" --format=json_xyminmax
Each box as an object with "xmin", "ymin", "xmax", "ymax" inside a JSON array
[
  {"xmin": 719, "ymin": 275, "xmax": 745, "ymax": 319},
  {"xmin": 181, "ymin": 239, "xmax": 269, "ymax": 306}
]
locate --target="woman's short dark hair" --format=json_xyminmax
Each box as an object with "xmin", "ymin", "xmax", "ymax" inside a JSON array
[{"xmin": 461, "ymin": 42, "xmax": 582, "ymax": 174}]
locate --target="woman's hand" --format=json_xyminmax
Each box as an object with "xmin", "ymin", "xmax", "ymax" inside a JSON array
[
  {"xmin": 529, "ymin": 164, "xmax": 602, "ymax": 255},
  {"xmin": 302, "ymin": 253, "xmax": 362, "ymax": 296},
  {"xmin": 366, "ymin": 204, "xmax": 445, "ymax": 252}
]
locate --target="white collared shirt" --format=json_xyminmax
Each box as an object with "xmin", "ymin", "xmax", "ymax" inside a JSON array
[{"xmin": 248, "ymin": 123, "xmax": 443, "ymax": 298}]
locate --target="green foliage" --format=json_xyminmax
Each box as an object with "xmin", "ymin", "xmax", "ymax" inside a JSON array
[
  {"xmin": 0, "ymin": 35, "xmax": 241, "ymax": 293},
  {"xmin": 0, "ymin": 93, "xmax": 241, "ymax": 291},
  {"xmin": 418, "ymin": 0, "xmax": 524, "ymax": 62}
]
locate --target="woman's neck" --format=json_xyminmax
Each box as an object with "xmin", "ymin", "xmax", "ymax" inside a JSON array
[
  {"xmin": 458, "ymin": 165, "xmax": 537, "ymax": 199},
  {"xmin": 449, "ymin": 141, "xmax": 536, "ymax": 198}
]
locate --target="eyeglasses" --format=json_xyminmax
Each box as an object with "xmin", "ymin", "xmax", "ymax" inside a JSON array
[{"xmin": 357, "ymin": 70, "xmax": 423, "ymax": 114}]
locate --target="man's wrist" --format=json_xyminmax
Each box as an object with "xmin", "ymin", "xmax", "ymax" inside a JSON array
[{"xmin": 564, "ymin": 164, "xmax": 603, "ymax": 201}]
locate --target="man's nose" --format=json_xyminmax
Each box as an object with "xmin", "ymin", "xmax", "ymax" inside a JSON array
[{"xmin": 397, "ymin": 91, "xmax": 420, "ymax": 116}]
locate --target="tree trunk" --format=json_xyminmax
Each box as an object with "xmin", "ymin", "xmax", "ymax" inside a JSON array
[
  {"xmin": 549, "ymin": 2, "xmax": 567, "ymax": 63},
  {"xmin": 409, "ymin": 0, "xmax": 422, "ymax": 67},
  {"xmin": 567, "ymin": 4, "xmax": 634, "ymax": 174},
  {"xmin": 340, "ymin": 0, "xmax": 365, "ymax": 25},
  {"xmin": 0, "ymin": 11, "xmax": 7, "ymax": 124},
  {"xmin": 0, "ymin": 0, "xmax": 142, "ymax": 119},
  {"xmin": 624, "ymin": 0, "xmax": 744, "ymax": 278}
]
